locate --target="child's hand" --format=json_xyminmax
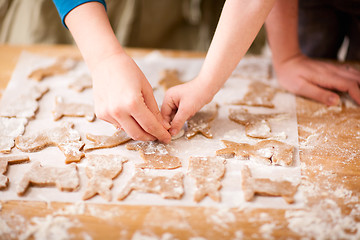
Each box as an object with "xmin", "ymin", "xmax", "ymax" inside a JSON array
[
  {"xmin": 91, "ymin": 52, "xmax": 171, "ymax": 143},
  {"xmin": 161, "ymin": 78, "xmax": 214, "ymax": 136},
  {"xmin": 275, "ymin": 54, "xmax": 360, "ymax": 106}
]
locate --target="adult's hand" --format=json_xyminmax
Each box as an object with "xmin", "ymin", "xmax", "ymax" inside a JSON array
[{"xmin": 275, "ymin": 54, "xmax": 360, "ymax": 105}]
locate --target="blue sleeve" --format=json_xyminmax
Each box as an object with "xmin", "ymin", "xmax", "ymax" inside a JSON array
[{"xmin": 52, "ymin": 0, "xmax": 107, "ymax": 27}]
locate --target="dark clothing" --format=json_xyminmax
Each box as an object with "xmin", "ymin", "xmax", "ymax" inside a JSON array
[{"xmin": 298, "ymin": 0, "xmax": 360, "ymax": 61}]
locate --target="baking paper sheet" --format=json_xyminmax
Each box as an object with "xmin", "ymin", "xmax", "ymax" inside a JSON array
[{"xmin": 0, "ymin": 51, "xmax": 303, "ymax": 209}]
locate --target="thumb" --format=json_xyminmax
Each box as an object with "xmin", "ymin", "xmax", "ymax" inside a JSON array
[
  {"xmin": 168, "ymin": 105, "xmax": 192, "ymax": 136},
  {"xmin": 142, "ymin": 85, "xmax": 171, "ymax": 130}
]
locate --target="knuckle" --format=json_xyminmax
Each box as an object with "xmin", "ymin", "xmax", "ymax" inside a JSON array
[{"xmin": 144, "ymin": 124, "xmax": 156, "ymax": 133}]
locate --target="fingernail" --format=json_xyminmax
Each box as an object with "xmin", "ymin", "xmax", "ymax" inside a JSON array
[
  {"xmin": 327, "ymin": 95, "xmax": 339, "ymax": 106},
  {"xmin": 170, "ymin": 128, "xmax": 178, "ymax": 136}
]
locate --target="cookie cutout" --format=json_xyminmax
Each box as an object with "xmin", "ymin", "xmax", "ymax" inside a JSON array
[
  {"xmin": 0, "ymin": 85, "xmax": 49, "ymax": 119},
  {"xmin": 17, "ymin": 161, "xmax": 80, "ymax": 195},
  {"xmin": 158, "ymin": 69, "xmax": 184, "ymax": 91},
  {"xmin": 118, "ymin": 170, "xmax": 184, "ymax": 200},
  {"xmin": 126, "ymin": 141, "xmax": 181, "ymax": 169},
  {"xmin": 28, "ymin": 58, "xmax": 76, "ymax": 81},
  {"xmin": 68, "ymin": 74, "xmax": 92, "ymax": 92},
  {"xmin": 229, "ymin": 108, "xmax": 285, "ymax": 139},
  {"xmin": 0, "ymin": 117, "xmax": 28, "ymax": 153},
  {"xmin": 84, "ymin": 130, "xmax": 131, "ymax": 152},
  {"xmin": 15, "ymin": 122, "xmax": 85, "ymax": 164},
  {"xmin": 0, "ymin": 155, "xmax": 30, "ymax": 189},
  {"xmin": 83, "ymin": 154, "xmax": 128, "ymax": 201},
  {"xmin": 230, "ymin": 81, "xmax": 279, "ymax": 108},
  {"xmin": 216, "ymin": 139, "xmax": 294, "ymax": 166},
  {"xmin": 53, "ymin": 96, "xmax": 95, "ymax": 122},
  {"xmin": 186, "ymin": 103, "xmax": 219, "ymax": 139},
  {"xmin": 188, "ymin": 157, "xmax": 226, "ymax": 202},
  {"xmin": 241, "ymin": 165, "xmax": 298, "ymax": 204}
]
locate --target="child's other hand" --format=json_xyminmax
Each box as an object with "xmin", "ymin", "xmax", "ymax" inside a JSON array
[
  {"xmin": 161, "ymin": 78, "xmax": 214, "ymax": 136},
  {"xmin": 92, "ymin": 52, "xmax": 171, "ymax": 143},
  {"xmin": 275, "ymin": 54, "xmax": 360, "ymax": 106}
]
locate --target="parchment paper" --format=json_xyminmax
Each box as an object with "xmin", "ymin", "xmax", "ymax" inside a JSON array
[{"xmin": 0, "ymin": 51, "xmax": 303, "ymax": 209}]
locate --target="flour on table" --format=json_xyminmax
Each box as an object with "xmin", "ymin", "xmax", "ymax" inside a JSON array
[{"xmin": 19, "ymin": 215, "xmax": 78, "ymax": 240}]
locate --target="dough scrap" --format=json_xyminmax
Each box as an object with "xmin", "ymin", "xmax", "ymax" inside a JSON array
[
  {"xmin": 118, "ymin": 170, "xmax": 184, "ymax": 200},
  {"xmin": 186, "ymin": 103, "xmax": 219, "ymax": 139},
  {"xmin": 158, "ymin": 69, "xmax": 184, "ymax": 91},
  {"xmin": 241, "ymin": 165, "xmax": 298, "ymax": 204},
  {"xmin": 15, "ymin": 122, "xmax": 85, "ymax": 164},
  {"xmin": 53, "ymin": 96, "xmax": 95, "ymax": 122},
  {"xmin": 17, "ymin": 161, "xmax": 80, "ymax": 195},
  {"xmin": 188, "ymin": 156, "xmax": 226, "ymax": 202},
  {"xmin": 0, "ymin": 155, "xmax": 30, "ymax": 189},
  {"xmin": 230, "ymin": 81, "xmax": 279, "ymax": 108},
  {"xmin": 68, "ymin": 74, "xmax": 92, "ymax": 92},
  {"xmin": 0, "ymin": 85, "xmax": 49, "ymax": 119},
  {"xmin": 216, "ymin": 139, "xmax": 294, "ymax": 166},
  {"xmin": 84, "ymin": 130, "xmax": 132, "ymax": 152},
  {"xmin": 83, "ymin": 154, "xmax": 128, "ymax": 201},
  {"xmin": 0, "ymin": 117, "xmax": 28, "ymax": 153},
  {"xmin": 229, "ymin": 108, "xmax": 285, "ymax": 139},
  {"xmin": 28, "ymin": 58, "xmax": 77, "ymax": 82},
  {"xmin": 126, "ymin": 141, "xmax": 181, "ymax": 169}
]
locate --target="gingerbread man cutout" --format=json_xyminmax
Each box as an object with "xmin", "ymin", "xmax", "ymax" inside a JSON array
[
  {"xmin": 158, "ymin": 69, "xmax": 184, "ymax": 91},
  {"xmin": 230, "ymin": 81, "xmax": 280, "ymax": 108},
  {"xmin": 186, "ymin": 103, "xmax": 219, "ymax": 139},
  {"xmin": 228, "ymin": 108, "xmax": 286, "ymax": 139}
]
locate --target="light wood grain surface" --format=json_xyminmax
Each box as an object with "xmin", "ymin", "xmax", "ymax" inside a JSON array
[{"xmin": 0, "ymin": 44, "xmax": 359, "ymax": 240}]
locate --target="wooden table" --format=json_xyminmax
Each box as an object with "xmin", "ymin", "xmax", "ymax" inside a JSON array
[{"xmin": 0, "ymin": 44, "xmax": 359, "ymax": 240}]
